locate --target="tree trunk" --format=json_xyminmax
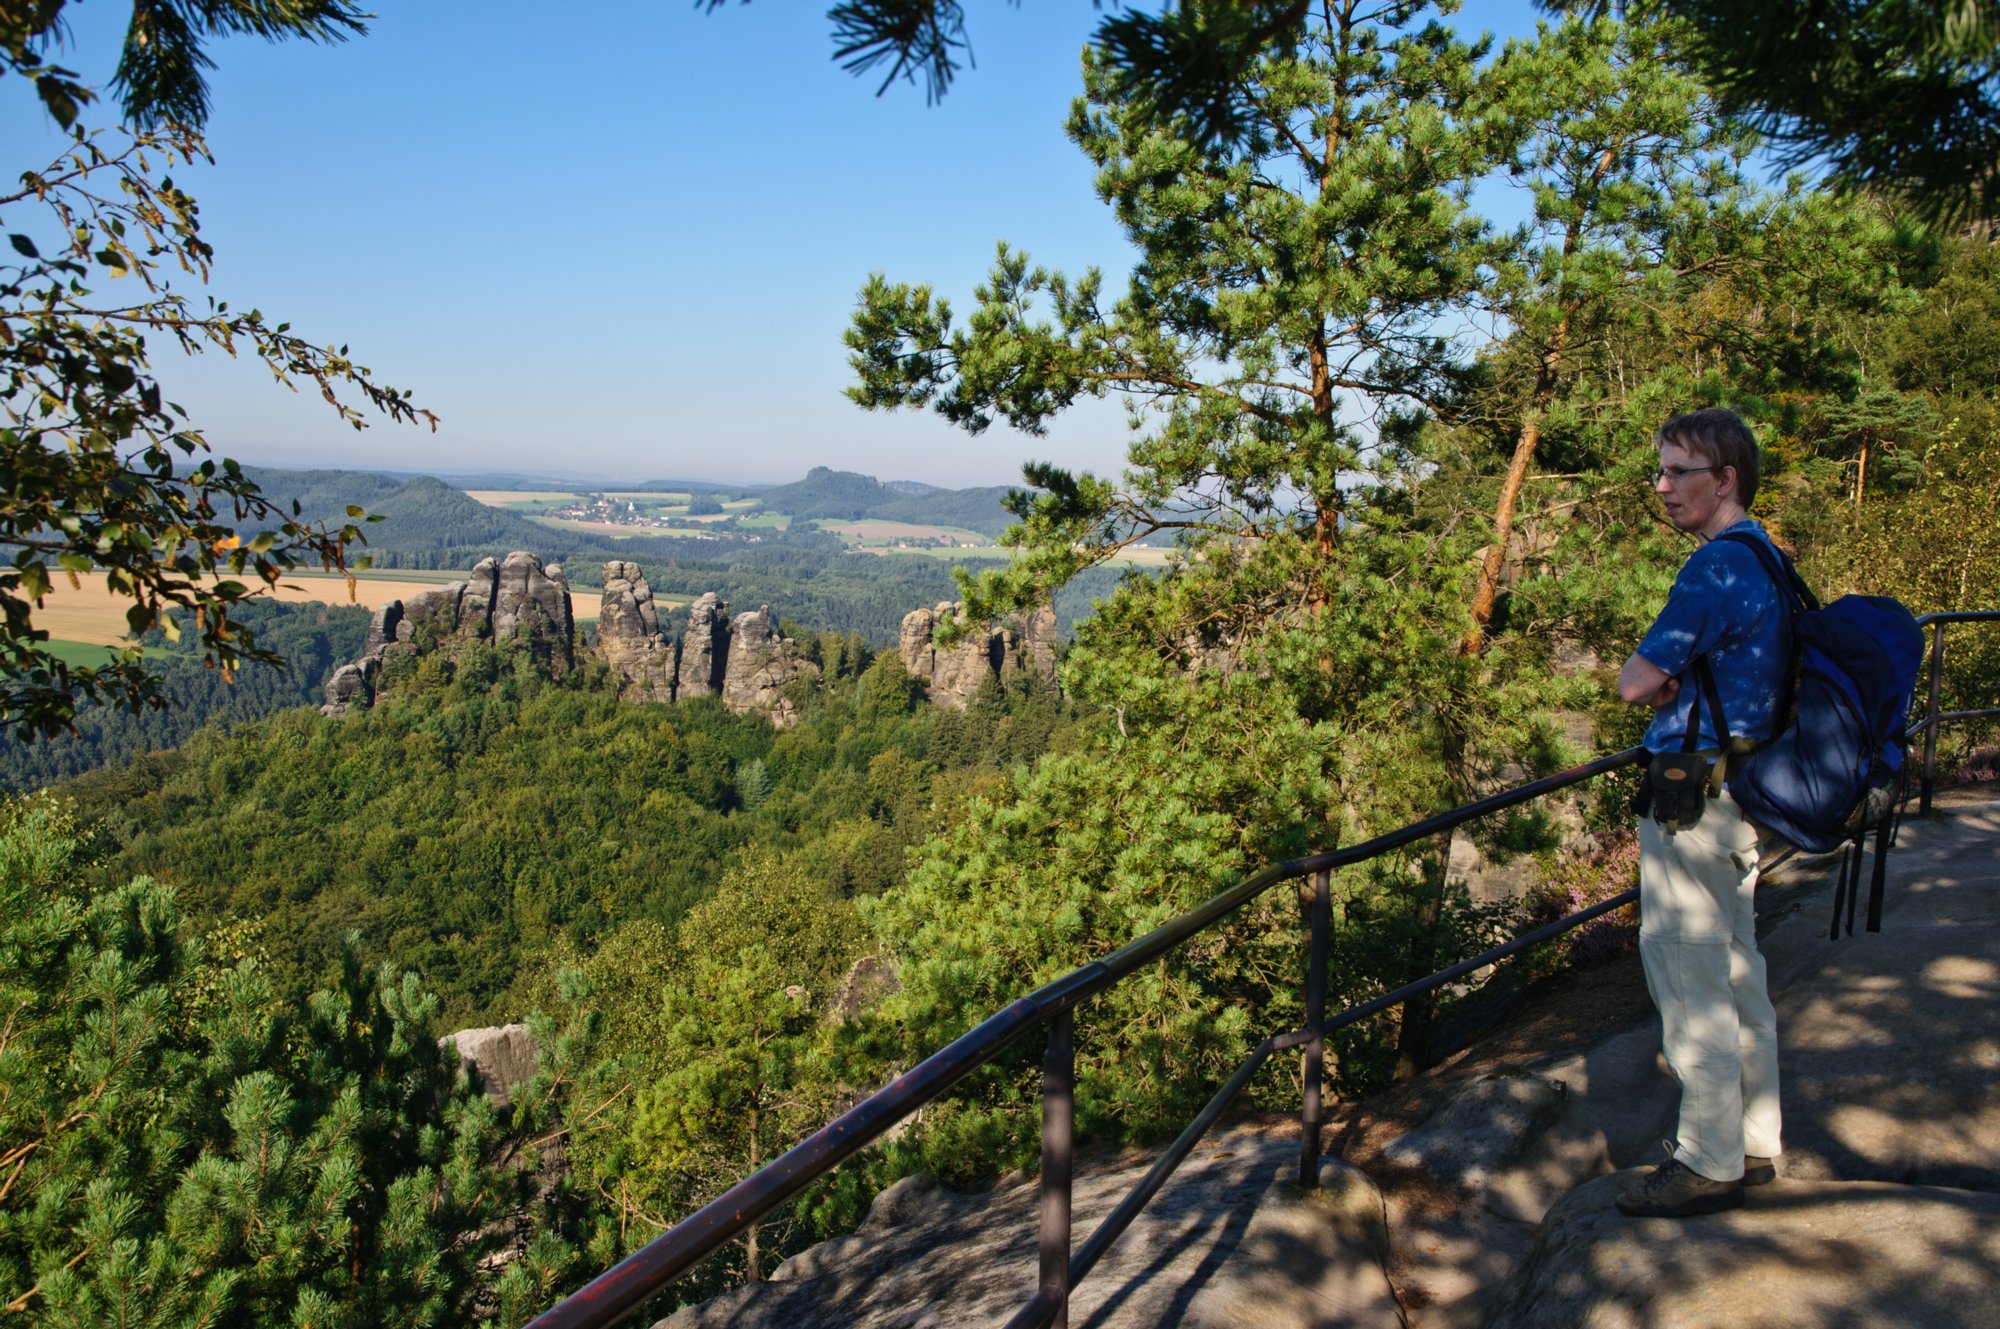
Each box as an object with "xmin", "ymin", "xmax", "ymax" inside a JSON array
[
  {"xmin": 1462, "ymin": 413, "xmax": 1541, "ymax": 656},
  {"xmin": 1463, "ymin": 318, "xmax": 1569, "ymax": 657}
]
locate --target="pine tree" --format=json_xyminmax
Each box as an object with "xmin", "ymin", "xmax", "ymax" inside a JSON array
[{"xmin": 0, "ymin": 797, "xmax": 510, "ymax": 1327}]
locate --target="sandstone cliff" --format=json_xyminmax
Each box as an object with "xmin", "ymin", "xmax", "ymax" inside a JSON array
[
  {"xmin": 595, "ymin": 560, "xmax": 677, "ymax": 703},
  {"xmin": 322, "ymin": 552, "xmax": 575, "ymax": 715},
  {"xmin": 325, "ymin": 558, "xmax": 1047, "ymax": 729},
  {"xmin": 897, "ymin": 601, "xmax": 1059, "ymax": 709},
  {"xmin": 721, "ymin": 606, "xmax": 822, "ymax": 729},
  {"xmin": 591, "ymin": 568, "xmax": 819, "ymax": 729},
  {"xmin": 677, "ymin": 592, "xmax": 729, "ymax": 700}
]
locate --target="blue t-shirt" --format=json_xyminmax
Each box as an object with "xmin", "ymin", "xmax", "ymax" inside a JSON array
[{"xmin": 1636, "ymin": 519, "xmax": 1791, "ymax": 753}]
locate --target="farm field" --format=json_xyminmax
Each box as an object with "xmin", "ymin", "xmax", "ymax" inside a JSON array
[
  {"xmin": 29, "ymin": 571, "xmax": 616, "ymax": 647},
  {"xmin": 461, "ymin": 490, "xmax": 583, "ymax": 507},
  {"xmin": 462, "ymin": 488, "xmax": 786, "ymax": 534},
  {"xmin": 42, "ymin": 638, "xmax": 131, "ymax": 667},
  {"xmin": 851, "ymin": 542, "xmax": 1172, "ymax": 568},
  {"xmin": 817, "ymin": 520, "xmax": 992, "ymax": 546}
]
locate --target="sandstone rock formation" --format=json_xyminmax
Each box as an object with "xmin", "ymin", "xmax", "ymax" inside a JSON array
[
  {"xmin": 595, "ymin": 560, "xmax": 677, "ymax": 703},
  {"xmin": 1011, "ymin": 603, "xmax": 1059, "ymax": 683},
  {"xmin": 721, "ymin": 606, "xmax": 821, "ymax": 729},
  {"xmin": 444, "ymin": 1023, "xmax": 541, "ymax": 1110},
  {"xmin": 493, "ymin": 550, "xmax": 573, "ymax": 652},
  {"xmin": 676, "ymin": 592, "xmax": 729, "ymax": 699},
  {"xmin": 321, "ymin": 657, "xmax": 379, "ymax": 714},
  {"xmin": 897, "ymin": 601, "xmax": 1059, "ymax": 709},
  {"xmin": 830, "ymin": 955, "xmax": 901, "ymax": 1026},
  {"xmin": 588, "ymin": 572, "xmax": 821, "ymax": 728},
  {"xmin": 1380, "ymin": 1071, "xmax": 1567, "ymax": 1191},
  {"xmin": 323, "ymin": 555, "xmax": 1055, "ymax": 729},
  {"xmin": 321, "ymin": 552, "xmax": 575, "ymax": 715}
]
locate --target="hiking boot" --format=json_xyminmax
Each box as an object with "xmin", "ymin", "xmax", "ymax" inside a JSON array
[
  {"xmin": 1617, "ymin": 1155, "xmax": 1744, "ymax": 1218},
  {"xmin": 1743, "ymin": 1154, "xmax": 1778, "ymax": 1187}
]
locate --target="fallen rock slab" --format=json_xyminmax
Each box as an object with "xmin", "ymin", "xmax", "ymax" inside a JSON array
[
  {"xmin": 653, "ymin": 1129, "xmax": 1402, "ymax": 1328},
  {"xmin": 1481, "ymin": 1171, "xmax": 2000, "ymax": 1329},
  {"xmin": 446, "ymin": 1023, "xmax": 540, "ymax": 1108}
]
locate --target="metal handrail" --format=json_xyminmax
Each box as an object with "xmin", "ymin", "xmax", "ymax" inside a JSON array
[
  {"xmin": 529, "ymin": 608, "xmax": 2000, "ymax": 1329},
  {"xmin": 1914, "ymin": 610, "xmax": 2000, "ymax": 814}
]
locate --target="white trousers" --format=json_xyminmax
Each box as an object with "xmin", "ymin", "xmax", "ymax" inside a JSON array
[{"xmin": 1637, "ymin": 788, "xmax": 1783, "ymax": 1181}]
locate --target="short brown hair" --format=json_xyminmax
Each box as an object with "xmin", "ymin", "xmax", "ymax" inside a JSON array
[{"xmin": 1656, "ymin": 407, "xmax": 1760, "ymax": 508}]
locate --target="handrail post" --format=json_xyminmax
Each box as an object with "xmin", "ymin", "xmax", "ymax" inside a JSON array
[
  {"xmin": 1921, "ymin": 621, "xmax": 1947, "ymax": 815},
  {"xmin": 1037, "ymin": 1009, "xmax": 1075, "ymax": 1329},
  {"xmin": 1298, "ymin": 868, "xmax": 1330, "ymax": 1187}
]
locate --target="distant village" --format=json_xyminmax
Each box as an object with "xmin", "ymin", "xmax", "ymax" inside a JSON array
[{"xmin": 549, "ymin": 494, "xmax": 683, "ymax": 528}]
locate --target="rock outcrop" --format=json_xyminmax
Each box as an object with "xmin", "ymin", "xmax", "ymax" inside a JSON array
[
  {"xmin": 676, "ymin": 592, "xmax": 729, "ymax": 700},
  {"xmin": 321, "ymin": 552, "xmax": 575, "ymax": 715},
  {"xmin": 721, "ymin": 606, "xmax": 821, "ymax": 729},
  {"xmin": 652, "ymin": 1129, "xmax": 1399, "ymax": 1329},
  {"xmin": 897, "ymin": 601, "xmax": 1059, "ymax": 709},
  {"xmin": 444, "ymin": 1023, "xmax": 541, "ymax": 1110},
  {"xmin": 595, "ymin": 560, "xmax": 677, "ymax": 703},
  {"xmin": 588, "ymin": 571, "xmax": 819, "ymax": 728},
  {"xmin": 493, "ymin": 551, "xmax": 573, "ymax": 652},
  {"xmin": 323, "ymin": 557, "xmax": 1056, "ymax": 729}
]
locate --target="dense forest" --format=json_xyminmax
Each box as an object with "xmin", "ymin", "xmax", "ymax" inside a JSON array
[
  {"xmin": 0, "ymin": 601, "xmax": 371, "ymax": 791},
  {"xmin": 8, "ymin": 6, "xmax": 2000, "ymax": 1327},
  {"xmin": 58, "ymin": 640, "xmax": 1071, "ymax": 1024}
]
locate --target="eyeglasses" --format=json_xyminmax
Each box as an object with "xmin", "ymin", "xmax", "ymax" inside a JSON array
[{"xmin": 1652, "ymin": 465, "xmax": 1720, "ymax": 486}]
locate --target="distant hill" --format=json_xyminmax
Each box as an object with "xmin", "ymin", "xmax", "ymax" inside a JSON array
[
  {"xmin": 243, "ymin": 469, "xmax": 577, "ymax": 558},
  {"xmin": 751, "ymin": 467, "xmax": 1017, "ymax": 536},
  {"xmin": 226, "ymin": 466, "xmax": 1110, "ymax": 645}
]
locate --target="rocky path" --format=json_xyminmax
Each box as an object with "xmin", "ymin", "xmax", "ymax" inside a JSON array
[
  {"xmin": 1454, "ymin": 794, "xmax": 2000, "ymax": 1328},
  {"xmin": 643, "ymin": 794, "xmax": 1999, "ymax": 1328}
]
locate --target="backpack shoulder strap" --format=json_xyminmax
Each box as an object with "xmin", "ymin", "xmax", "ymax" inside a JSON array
[
  {"xmin": 1691, "ymin": 654, "xmax": 1731, "ymax": 753},
  {"xmin": 1716, "ymin": 530, "xmax": 1821, "ymax": 614}
]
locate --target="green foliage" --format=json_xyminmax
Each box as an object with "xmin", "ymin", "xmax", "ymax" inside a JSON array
[
  {"xmin": 3, "ymin": 0, "xmax": 369, "ymax": 132},
  {"xmin": 0, "ymin": 127, "xmax": 425, "ymax": 738},
  {"xmin": 1569, "ymin": 0, "xmax": 2000, "ymax": 224},
  {"xmin": 0, "ymin": 797, "xmax": 508, "ymax": 1327},
  {"xmin": 55, "ymin": 636, "xmax": 1076, "ymax": 1025},
  {"xmin": 0, "ymin": 600, "xmax": 372, "ymax": 793},
  {"xmin": 507, "ymin": 854, "xmax": 872, "ymax": 1306}
]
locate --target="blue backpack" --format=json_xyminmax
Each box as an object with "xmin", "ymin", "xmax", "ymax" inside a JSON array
[{"xmin": 1704, "ymin": 533, "xmax": 1924, "ymax": 857}]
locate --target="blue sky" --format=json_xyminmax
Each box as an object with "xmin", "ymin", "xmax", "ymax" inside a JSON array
[{"xmin": 7, "ymin": 1, "xmax": 1549, "ymax": 488}]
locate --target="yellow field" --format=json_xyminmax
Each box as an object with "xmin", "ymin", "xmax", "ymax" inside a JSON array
[
  {"xmin": 851, "ymin": 542, "xmax": 1171, "ymax": 568},
  {"xmin": 26, "ymin": 573, "xmax": 456, "ymax": 646},
  {"xmin": 819, "ymin": 520, "xmax": 990, "ymax": 544},
  {"xmin": 463, "ymin": 489, "xmax": 580, "ymax": 506}
]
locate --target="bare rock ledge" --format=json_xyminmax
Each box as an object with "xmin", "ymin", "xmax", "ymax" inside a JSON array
[{"xmin": 652, "ymin": 1130, "xmax": 1400, "ymax": 1329}]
